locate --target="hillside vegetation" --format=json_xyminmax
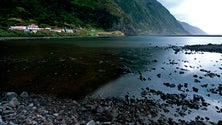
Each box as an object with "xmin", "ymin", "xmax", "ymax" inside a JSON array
[{"xmin": 0, "ymin": 0, "xmax": 188, "ymax": 35}]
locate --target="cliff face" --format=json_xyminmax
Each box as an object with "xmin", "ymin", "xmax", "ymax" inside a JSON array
[
  {"xmin": 0, "ymin": 0, "xmax": 188, "ymax": 35},
  {"xmin": 113, "ymin": 0, "xmax": 188, "ymax": 35},
  {"xmin": 179, "ymin": 21, "xmax": 207, "ymax": 35}
]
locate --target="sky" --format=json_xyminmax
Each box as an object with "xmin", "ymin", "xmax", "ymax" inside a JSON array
[{"xmin": 157, "ymin": 0, "xmax": 222, "ymax": 35}]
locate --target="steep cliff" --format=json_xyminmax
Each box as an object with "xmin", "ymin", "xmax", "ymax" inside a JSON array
[
  {"xmin": 0, "ymin": 0, "xmax": 188, "ymax": 35},
  {"xmin": 179, "ymin": 21, "xmax": 207, "ymax": 35}
]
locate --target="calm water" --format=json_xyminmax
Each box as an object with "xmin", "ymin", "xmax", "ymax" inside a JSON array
[{"xmin": 1, "ymin": 36, "xmax": 222, "ymax": 122}]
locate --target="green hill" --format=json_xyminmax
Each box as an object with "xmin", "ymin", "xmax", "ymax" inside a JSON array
[{"xmin": 0, "ymin": 0, "xmax": 188, "ymax": 35}]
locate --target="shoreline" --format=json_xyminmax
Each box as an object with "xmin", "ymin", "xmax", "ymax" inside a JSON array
[
  {"xmin": 1, "ymin": 34, "xmax": 222, "ymax": 41},
  {"xmin": 1, "ymin": 38, "xmax": 222, "ymax": 124},
  {"xmin": 1, "ymin": 91, "xmax": 221, "ymax": 125},
  {"xmin": 183, "ymin": 43, "xmax": 222, "ymax": 53}
]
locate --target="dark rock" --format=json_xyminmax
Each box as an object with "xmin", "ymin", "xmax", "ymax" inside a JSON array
[
  {"xmin": 218, "ymin": 120, "xmax": 222, "ymax": 125},
  {"xmin": 160, "ymin": 94, "xmax": 166, "ymax": 100},
  {"xmin": 192, "ymin": 87, "xmax": 199, "ymax": 92},
  {"xmin": 193, "ymin": 75, "xmax": 198, "ymax": 78},
  {"xmin": 184, "ymin": 83, "xmax": 188, "ymax": 88},
  {"xmin": 177, "ymin": 84, "xmax": 183, "ymax": 90},
  {"xmin": 170, "ymin": 84, "xmax": 176, "ymax": 88},
  {"xmin": 86, "ymin": 120, "xmax": 97, "ymax": 125},
  {"xmin": 163, "ymin": 83, "xmax": 170, "ymax": 87},
  {"xmin": 157, "ymin": 73, "xmax": 161, "ymax": 78},
  {"xmin": 20, "ymin": 91, "xmax": 29, "ymax": 99},
  {"xmin": 5, "ymin": 92, "xmax": 18, "ymax": 101},
  {"xmin": 194, "ymin": 79, "xmax": 201, "ymax": 83},
  {"xmin": 201, "ymin": 84, "xmax": 208, "ymax": 88},
  {"xmin": 147, "ymin": 77, "xmax": 151, "ymax": 81},
  {"xmin": 8, "ymin": 97, "xmax": 20, "ymax": 108},
  {"xmin": 153, "ymin": 59, "xmax": 158, "ymax": 63}
]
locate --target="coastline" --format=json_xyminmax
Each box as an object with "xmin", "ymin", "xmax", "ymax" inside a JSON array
[
  {"xmin": 183, "ymin": 43, "xmax": 222, "ymax": 53},
  {"xmin": 1, "ymin": 37, "xmax": 222, "ymax": 124},
  {"xmin": 1, "ymin": 34, "xmax": 222, "ymax": 41}
]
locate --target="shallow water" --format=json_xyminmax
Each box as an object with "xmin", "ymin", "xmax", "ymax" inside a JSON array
[
  {"xmin": 88, "ymin": 36, "xmax": 222, "ymax": 122},
  {"xmin": 1, "ymin": 36, "xmax": 222, "ymax": 122}
]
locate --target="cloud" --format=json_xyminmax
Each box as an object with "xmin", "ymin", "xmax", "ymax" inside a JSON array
[
  {"xmin": 157, "ymin": 0, "xmax": 185, "ymax": 9},
  {"xmin": 158, "ymin": 0, "xmax": 222, "ymax": 34}
]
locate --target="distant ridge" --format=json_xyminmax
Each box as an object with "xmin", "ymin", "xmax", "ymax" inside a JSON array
[{"xmin": 179, "ymin": 21, "xmax": 207, "ymax": 35}]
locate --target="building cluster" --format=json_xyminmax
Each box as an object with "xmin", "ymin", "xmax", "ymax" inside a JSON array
[{"xmin": 9, "ymin": 24, "xmax": 74, "ymax": 33}]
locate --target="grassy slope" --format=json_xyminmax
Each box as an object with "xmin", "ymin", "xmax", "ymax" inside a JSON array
[{"xmin": 0, "ymin": 0, "xmax": 188, "ymax": 36}]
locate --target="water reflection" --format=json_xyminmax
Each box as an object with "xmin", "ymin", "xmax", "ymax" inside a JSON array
[{"xmin": 92, "ymin": 47, "xmax": 222, "ymax": 122}]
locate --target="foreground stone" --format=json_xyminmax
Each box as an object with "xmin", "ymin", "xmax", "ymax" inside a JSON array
[{"xmin": 0, "ymin": 92, "xmax": 221, "ymax": 125}]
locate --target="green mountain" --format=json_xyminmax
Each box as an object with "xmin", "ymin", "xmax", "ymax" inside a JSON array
[
  {"xmin": 113, "ymin": 0, "xmax": 188, "ymax": 35},
  {"xmin": 0, "ymin": 0, "xmax": 188, "ymax": 35},
  {"xmin": 179, "ymin": 21, "xmax": 207, "ymax": 35}
]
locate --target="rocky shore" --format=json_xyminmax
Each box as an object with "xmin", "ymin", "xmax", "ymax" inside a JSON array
[
  {"xmin": 183, "ymin": 43, "xmax": 222, "ymax": 53},
  {"xmin": 1, "ymin": 91, "xmax": 222, "ymax": 125},
  {"xmin": 1, "ymin": 41, "xmax": 222, "ymax": 125}
]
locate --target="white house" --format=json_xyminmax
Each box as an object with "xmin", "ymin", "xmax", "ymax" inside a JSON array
[
  {"xmin": 9, "ymin": 26, "xmax": 26, "ymax": 30},
  {"xmin": 27, "ymin": 24, "xmax": 40, "ymax": 31},
  {"xmin": 51, "ymin": 28, "xmax": 65, "ymax": 33},
  {"xmin": 65, "ymin": 29, "xmax": 74, "ymax": 33}
]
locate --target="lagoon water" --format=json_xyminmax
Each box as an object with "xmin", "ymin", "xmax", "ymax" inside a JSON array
[{"xmin": 1, "ymin": 36, "xmax": 222, "ymax": 122}]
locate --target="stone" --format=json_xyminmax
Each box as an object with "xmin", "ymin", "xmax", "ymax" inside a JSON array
[
  {"xmin": 0, "ymin": 116, "xmax": 3, "ymax": 123},
  {"xmin": 194, "ymin": 79, "xmax": 201, "ymax": 83},
  {"xmin": 8, "ymin": 97, "xmax": 20, "ymax": 108},
  {"xmin": 163, "ymin": 83, "xmax": 170, "ymax": 87},
  {"xmin": 218, "ymin": 120, "xmax": 222, "ymax": 125},
  {"xmin": 5, "ymin": 92, "xmax": 17, "ymax": 101},
  {"xmin": 192, "ymin": 87, "xmax": 199, "ymax": 93},
  {"xmin": 157, "ymin": 74, "xmax": 161, "ymax": 78},
  {"xmin": 9, "ymin": 121, "xmax": 17, "ymax": 125},
  {"xmin": 193, "ymin": 75, "xmax": 198, "ymax": 78},
  {"xmin": 43, "ymin": 121, "xmax": 53, "ymax": 125},
  {"xmin": 86, "ymin": 120, "xmax": 97, "ymax": 125},
  {"xmin": 20, "ymin": 91, "xmax": 29, "ymax": 99},
  {"xmin": 169, "ymin": 84, "xmax": 176, "ymax": 88},
  {"xmin": 25, "ymin": 119, "xmax": 33, "ymax": 125}
]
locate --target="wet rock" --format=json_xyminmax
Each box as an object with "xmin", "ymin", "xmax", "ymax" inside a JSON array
[
  {"xmin": 194, "ymin": 79, "xmax": 201, "ymax": 83},
  {"xmin": 184, "ymin": 83, "xmax": 188, "ymax": 88},
  {"xmin": 200, "ymin": 69, "xmax": 210, "ymax": 73},
  {"xmin": 177, "ymin": 84, "xmax": 183, "ymax": 90},
  {"xmin": 163, "ymin": 83, "xmax": 170, "ymax": 87},
  {"xmin": 8, "ymin": 97, "xmax": 20, "ymax": 108},
  {"xmin": 5, "ymin": 92, "xmax": 17, "ymax": 101},
  {"xmin": 193, "ymin": 75, "xmax": 198, "ymax": 78},
  {"xmin": 163, "ymin": 83, "xmax": 175, "ymax": 88},
  {"xmin": 157, "ymin": 73, "xmax": 161, "ymax": 78},
  {"xmin": 25, "ymin": 119, "xmax": 33, "ymax": 125},
  {"xmin": 218, "ymin": 120, "xmax": 222, "ymax": 125},
  {"xmin": 0, "ymin": 116, "xmax": 5, "ymax": 125},
  {"xmin": 170, "ymin": 84, "xmax": 176, "ymax": 88},
  {"xmin": 147, "ymin": 77, "xmax": 151, "ymax": 81},
  {"xmin": 152, "ymin": 59, "xmax": 158, "ymax": 63},
  {"xmin": 43, "ymin": 121, "xmax": 53, "ymax": 125},
  {"xmin": 193, "ymin": 87, "xmax": 199, "ymax": 93},
  {"xmin": 20, "ymin": 91, "xmax": 29, "ymax": 99},
  {"xmin": 201, "ymin": 84, "xmax": 208, "ymax": 88},
  {"xmin": 86, "ymin": 120, "xmax": 97, "ymax": 125}
]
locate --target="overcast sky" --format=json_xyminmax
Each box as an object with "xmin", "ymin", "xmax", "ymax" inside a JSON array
[{"xmin": 157, "ymin": 0, "xmax": 222, "ymax": 35}]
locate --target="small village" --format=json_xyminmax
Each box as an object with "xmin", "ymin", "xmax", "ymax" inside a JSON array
[
  {"xmin": 9, "ymin": 24, "xmax": 75, "ymax": 34},
  {"xmin": 7, "ymin": 24, "xmax": 124, "ymax": 37}
]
